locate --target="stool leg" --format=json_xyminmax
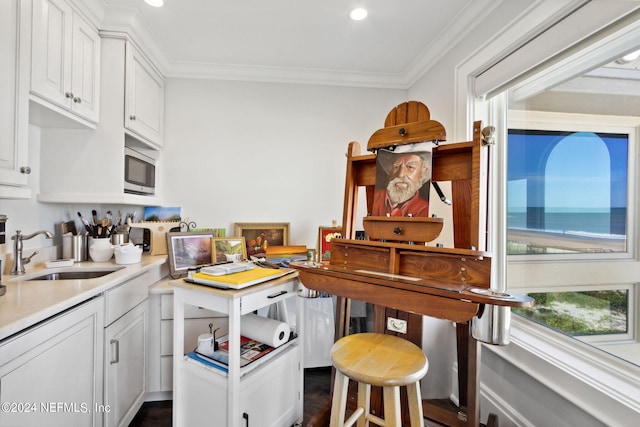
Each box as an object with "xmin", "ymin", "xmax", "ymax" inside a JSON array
[
  {"xmin": 382, "ymin": 386, "xmax": 401, "ymax": 427},
  {"xmin": 330, "ymin": 370, "xmax": 350, "ymax": 427},
  {"xmin": 356, "ymin": 382, "xmax": 370, "ymax": 427},
  {"xmin": 406, "ymin": 382, "xmax": 425, "ymax": 427}
]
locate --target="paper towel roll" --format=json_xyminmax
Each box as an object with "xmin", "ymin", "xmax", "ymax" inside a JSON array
[{"xmin": 241, "ymin": 313, "xmax": 290, "ymax": 348}]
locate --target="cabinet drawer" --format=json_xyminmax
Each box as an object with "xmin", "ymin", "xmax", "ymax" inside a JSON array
[
  {"xmin": 240, "ymin": 278, "xmax": 299, "ymax": 314},
  {"xmin": 160, "ymin": 355, "xmax": 173, "ymax": 391},
  {"xmin": 161, "ymin": 318, "xmax": 228, "ymax": 356},
  {"xmin": 105, "ymin": 271, "xmax": 150, "ymax": 326},
  {"xmin": 161, "ymin": 294, "xmax": 223, "ymax": 319}
]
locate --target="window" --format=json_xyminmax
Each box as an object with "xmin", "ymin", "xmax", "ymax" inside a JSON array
[
  {"xmin": 505, "ymin": 109, "xmax": 638, "ymax": 351},
  {"xmin": 507, "ymin": 127, "xmax": 629, "ymax": 257},
  {"xmin": 513, "ymin": 286, "xmax": 633, "ymax": 342}
]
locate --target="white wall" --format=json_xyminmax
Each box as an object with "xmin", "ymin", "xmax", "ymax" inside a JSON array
[{"xmin": 161, "ymin": 78, "xmax": 406, "ymax": 248}]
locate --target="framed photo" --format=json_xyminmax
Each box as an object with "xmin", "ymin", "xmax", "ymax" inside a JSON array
[
  {"xmin": 234, "ymin": 222, "xmax": 289, "ymax": 256},
  {"xmin": 166, "ymin": 232, "xmax": 215, "ymax": 278},
  {"xmin": 211, "ymin": 237, "xmax": 247, "ymax": 263},
  {"xmin": 318, "ymin": 226, "xmax": 342, "ymax": 261}
]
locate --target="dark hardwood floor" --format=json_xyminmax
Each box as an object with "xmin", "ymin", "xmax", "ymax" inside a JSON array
[{"xmin": 128, "ymin": 367, "xmax": 332, "ymax": 426}]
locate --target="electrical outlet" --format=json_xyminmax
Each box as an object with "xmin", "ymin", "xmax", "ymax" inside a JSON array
[{"xmin": 386, "ymin": 317, "xmax": 407, "ymax": 334}]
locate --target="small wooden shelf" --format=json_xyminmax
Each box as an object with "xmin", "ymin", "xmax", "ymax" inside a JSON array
[{"xmin": 363, "ymin": 216, "xmax": 444, "ymax": 242}]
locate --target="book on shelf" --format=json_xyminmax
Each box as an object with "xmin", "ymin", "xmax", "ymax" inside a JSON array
[
  {"xmin": 186, "ymin": 267, "xmax": 293, "ymax": 289},
  {"xmin": 186, "ymin": 351, "xmax": 229, "ymax": 374},
  {"xmin": 264, "ymin": 245, "xmax": 308, "ymax": 266},
  {"xmin": 218, "ymin": 335, "xmax": 276, "ymax": 361},
  {"xmin": 187, "ymin": 333, "xmax": 298, "ymax": 374}
]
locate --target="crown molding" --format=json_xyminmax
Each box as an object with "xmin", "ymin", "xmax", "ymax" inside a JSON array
[{"xmin": 99, "ymin": 1, "xmax": 497, "ymax": 89}]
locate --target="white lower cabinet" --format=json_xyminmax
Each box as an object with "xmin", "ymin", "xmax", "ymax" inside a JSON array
[
  {"xmin": 102, "ymin": 270, "xmax": 155, "ymax": 427},
  {"xmin": 104, "ymin": 300, "xmax": 147, "ymax": 427},
  {"xmin": 0, "ymin": 296, "xmax": 105, "ymax": 427}
]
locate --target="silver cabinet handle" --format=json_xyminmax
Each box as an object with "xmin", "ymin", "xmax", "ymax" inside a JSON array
[
  {"xmin": 65, "ymin": 92, "xmax": 73, "ymax": 98},
  {"xmin": 73, "ymin": 97, "xmax": 81, "ymax": 104},
  {"xmin": 20, "ymin": 166, "xmax": 31, "ymax": 174},
  {"xmin": 129, "ymin": 115, "xmax": 136, "ymax": 121},
  {"xmin": 110, "ymin": 339, "xmax": 119, "ymax": 364}
]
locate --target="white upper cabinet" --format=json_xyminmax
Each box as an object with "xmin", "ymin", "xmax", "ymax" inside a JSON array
[
  {"xmin": 125, "ymin": 42, "xmax": 164, "ymax": 148},
  {"xmin": 0, "ymin": 0, "xmax": 30, "ymax": 198},
  {"xmin": 30, "ymin": 0, "xmax": 100, "ymax": 125}
]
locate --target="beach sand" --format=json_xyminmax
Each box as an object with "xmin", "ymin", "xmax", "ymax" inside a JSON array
[{"xmin": 508, "ymin": 228, "xmax": 625, "ymax": 253}]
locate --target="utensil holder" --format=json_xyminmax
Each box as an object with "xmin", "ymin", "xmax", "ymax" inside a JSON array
[{"xmin": 63, "ymin": 234, "xmax": 88, "ymax": 262}]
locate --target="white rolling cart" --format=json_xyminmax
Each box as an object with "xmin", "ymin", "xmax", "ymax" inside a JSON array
[{"xmin": 171, "ymin": 271, "xmax": 303, "ymax": 427}]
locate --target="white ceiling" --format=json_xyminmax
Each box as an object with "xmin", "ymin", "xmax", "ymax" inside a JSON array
[{"xmin": 99, "ymin": 0, "xmax": 494, "ymax": 88}]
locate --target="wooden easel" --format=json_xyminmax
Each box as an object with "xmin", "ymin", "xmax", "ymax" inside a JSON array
[{"xmin": 299, "ymin": 101, "xmax": 530, "ymax": 427}]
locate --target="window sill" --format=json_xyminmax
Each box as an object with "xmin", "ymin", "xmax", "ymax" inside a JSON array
[{"xmin": 483, "ymin": 315, "xmax": 640, "ymax": 425}]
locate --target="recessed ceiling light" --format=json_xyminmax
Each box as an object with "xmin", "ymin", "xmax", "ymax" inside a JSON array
[
  {"xmin": 616, "ymin": 49, "xmax": 640, "ymax": 64},
  {"xmin": 145, "ymin": 0, "xmax": 164, "ymax": 7},
  {"xmin": 349, "ymin": 8, "xmax": 368, "ymax": 21}
]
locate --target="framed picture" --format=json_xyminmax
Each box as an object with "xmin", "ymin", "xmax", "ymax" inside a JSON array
[
  {"xmin": 211, "ymin": 237, "xmax": 247, "ymax": 263},
  {"xmin": 318, "ymin": 226, "xmax": 342, "ymax": 261},
  {"xmin": 166, "ymin": 232, "xmax": 215, "ymax": 278},
  {"xmin": 234, "ymin": 222, "xmax": 290, "ymax": 256}
]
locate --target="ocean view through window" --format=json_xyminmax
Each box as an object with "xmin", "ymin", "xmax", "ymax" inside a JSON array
[{"xmin": 507, "ymin": 129, "xmax": 628, "ymax": 255}]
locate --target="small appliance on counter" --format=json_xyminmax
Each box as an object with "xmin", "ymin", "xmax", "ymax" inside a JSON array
[{"xmin": 0, "ymin": 214, "xmax": 7, "ymax": 245}]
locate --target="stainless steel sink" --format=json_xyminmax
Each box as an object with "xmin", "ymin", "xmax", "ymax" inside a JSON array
[{"xmin": 27, "ymin": 269, "xmax": 122, "ymax": 281}]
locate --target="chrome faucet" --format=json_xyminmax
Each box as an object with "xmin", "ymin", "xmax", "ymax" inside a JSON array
[{"xmin": 10, "ymin": 230, "xmax": 54, "ymax": 275}]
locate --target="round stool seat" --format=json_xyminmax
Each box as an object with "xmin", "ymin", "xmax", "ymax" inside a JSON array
[
  {"xmin": 329, "ymin": 333, "xmax": 429, "ymax": 427},
  {"xmin": 331, "ymin": 332, "xmax": 428, "ymax": 387}
]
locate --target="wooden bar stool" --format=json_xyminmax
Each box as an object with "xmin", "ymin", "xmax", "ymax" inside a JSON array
[{"xmin": 329, "ymin": 333, "xmax": 429, "ymax": 427}]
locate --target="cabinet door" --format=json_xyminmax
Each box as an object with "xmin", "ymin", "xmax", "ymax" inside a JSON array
[
  {"xmin": 0, "ymin": 297, "xmax": 104, "ymax": 427},
  {"xmin": 125, "ymin": 42, "xmax": 164, "ymax": 147},
  {"xmin": 70, "ymin": 13, "xmax": 100, "ymax": 122},
  {"xmin": 0, "ymin": 0, "xmax": 29, "ymax": 193},
  {"xmin": 104, "ymin": 301, "xmax": 148, "ymax": 427},
  {"xmin": 31, "ymin": 0, "xmax": 73, "ymax": 109},
  {"xmin": 240, "ymin": 347, "xmax": 302, "ymax": 427}
]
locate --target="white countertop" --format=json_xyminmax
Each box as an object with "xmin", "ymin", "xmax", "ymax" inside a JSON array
[{"xmin": 0, "ymin": 255, "xmax": 167, "ymax": 341}]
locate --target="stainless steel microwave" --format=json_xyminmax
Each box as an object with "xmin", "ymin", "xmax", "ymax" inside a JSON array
[{"xmin": 124, "ymin": 147, "xmax": 156, "ymax": 195}]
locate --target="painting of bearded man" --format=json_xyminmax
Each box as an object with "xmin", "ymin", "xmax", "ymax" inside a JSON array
[{"xmin": 371, "ymin": 142, "xmax": 432, "ymax": 217}]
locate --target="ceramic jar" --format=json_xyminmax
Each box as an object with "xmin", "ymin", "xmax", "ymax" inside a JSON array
[{"xmin": 89, "ymin": 237, "xmax": 114, "ymax": 262}]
